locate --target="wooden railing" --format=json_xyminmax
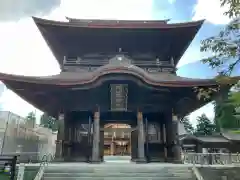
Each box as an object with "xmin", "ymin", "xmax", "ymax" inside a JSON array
[
  {"xmin": 2, "ymin": 152, "xmax": 50, "ymax": 164},
  {"xmin": 182, "ymin": 153, "xmax": 240, "ymax": 165},
  {"xmin": 63, "ymin": 56, "xmax": 174, "ymax": 67}
]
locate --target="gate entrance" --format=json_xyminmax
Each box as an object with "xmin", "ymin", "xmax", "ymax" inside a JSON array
[
  {"xmin": 103, "ymin": 123, "xmax": 132, "ymax": 160},
  {"xmin": 103, "ymin": 123, "xmax": 131, "ymax": 156}
]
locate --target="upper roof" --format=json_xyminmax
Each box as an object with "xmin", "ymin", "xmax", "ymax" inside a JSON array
[{"xmin": 33, "ymin": 17, "xmax": 204, "ymax": 68}]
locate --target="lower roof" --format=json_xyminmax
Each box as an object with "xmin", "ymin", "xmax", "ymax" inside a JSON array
[
  {"xmin": 0, "ymin": 63, "xmax": 229, "ymax": 87},
  {"xmin": 180, "ymin": 134, "xmax": 230, "ymax": 143},
  {"xmin": 0, "ymin": 64, "xmax": 237, "ymax": 116}
]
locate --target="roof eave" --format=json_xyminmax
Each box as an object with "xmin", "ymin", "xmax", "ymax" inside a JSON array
[
  {"xmin": 175, "ymin": 20, "xmax": 205, "ymax": 66},
  {"xmin": 0, "ymin": 70, "xmax": 228, "ymax": 87}
]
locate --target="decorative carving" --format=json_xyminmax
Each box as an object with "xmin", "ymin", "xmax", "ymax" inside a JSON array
[
  {"xmin": 170, "ymin": 57, "xmax": 174, "ymax": 66},
  {"xmin": 59, "ymin": 114, "xmax": 64, "ymax": 121},
  {"xmin": 156, "ymin": 58, "xmax": 161, "ymax": 65},
  {"xmin": 94, "ymin": 112, "xmax": 100, "ymax": 120},
  {"xmin": 143, "ymin": 67, "xmax": 174, "ymax": 73},
  {"xmin": 172, "ymin": 115, "xmax": 178, "ymax": 121},
  {"xmin": 137, "ymin": 111, "xmax": 143, "ymax": 121},
  {"xmin": 109, "ymin": 55, "xmax": 131, "ymax": 64},
  {"xmin": 162, "ymin": 67, "xmax": 174, "ymax": 73},
  {"xmin": 147, "ymin": 68, "xmax": 161, "ymax": 73},
  {"xmin": 147, "ymin": 123, "xmax": 161, "ymax": 142},
  {"xmin": 90, "ymin": 67, "xmax": 98, "ymax": 71}
]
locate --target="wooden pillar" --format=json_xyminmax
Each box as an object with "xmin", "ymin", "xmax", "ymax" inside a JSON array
[
  {"xmin": 55, "ymin": 113, "xmax": 65, "ymax": 161},
  {"xmin": 145, "ymin": 117, "xmax": 149, "ymax": 162},
  {"xmin": 159, "ymin": 122, "xmax": 165, "ymax": 162},
  {"xmin": 65, "ymin": 126, "xmax": 72, "ymax": 160},
  {"xmin": 172, "ymin": 114, "xmax": 182, "ymax": 163},
  {"xmin": 87, "ymin": 116, "xmax": 92, "ymax": 162},
  {"xmin": 110, "ymin": 142, "xmax": 115, "ymax": 155},
  {"xmin": 131, "ymin": 129, "xmax": 138, "ymax": 161},
  {"xmin": 166, "ymin": 112, "xmax": 174, "ymax": 162},
  {"xmin": 195, "ymin": 143, "xmax": 203, "ymax": 153},
  {"xmin": 91, "ymin": 110, "xmax": 101, "ymax": 163},
  {"xmin": 162, "ymin": 123, "xmax": 167, "ymax": 161},
  {"xmin": 136, "ymin": 111, "xmax": 147, "ymax": 163}
]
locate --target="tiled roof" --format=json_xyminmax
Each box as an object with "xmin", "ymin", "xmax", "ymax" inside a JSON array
[
  {"xmin": 222, "ymin": 131, "xmax": 240, "ymax": 141},
  {"xmin": 180, "ymin": 134, "xmax": 230, "ymax": 143}
]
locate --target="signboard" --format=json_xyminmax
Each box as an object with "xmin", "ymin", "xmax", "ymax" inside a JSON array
[{"xmin": 110, "ymin": 84, "xmax": 128, "ymax": 111}]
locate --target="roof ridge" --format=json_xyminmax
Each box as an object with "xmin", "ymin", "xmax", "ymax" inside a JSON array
[
  {"xmin": 65, "ymin": 17, "xmax": 170, "ymax": 23},
  {"xmin": 32, "ymin": 16, "xmax": 205, "ymax": 29}
]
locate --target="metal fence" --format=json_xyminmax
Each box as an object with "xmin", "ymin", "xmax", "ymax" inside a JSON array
[
  {"xmin": 183, "ymin": 153, "xmax": 240, "ymax": 165},
  {"xmin": 0, "ymin": 111, "xmax": 56, "ymax": 163}
]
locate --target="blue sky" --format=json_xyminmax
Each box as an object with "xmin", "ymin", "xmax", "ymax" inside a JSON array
[{"xmin": 0, "ymin": 0, "xmax": 232, "ymax": 125}]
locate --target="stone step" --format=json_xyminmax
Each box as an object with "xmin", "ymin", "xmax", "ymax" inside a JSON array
[
  {"xmin": 43, "ymin": 177, "xmax": 193, "ymax": 180},
  {"xmin": 45, "ymin": 168, "xmax": 192, "ymax": 174},
  {"xmin": 43, "ymin": 172, "xmax": 193, "ymax": 178},
  {"xmin": 42, "ymin": 164, "xmax": 194, "ymax": 180},
  {"xmin": 46, "ymin": 166, "xmax": 192, "ymax": 171}
]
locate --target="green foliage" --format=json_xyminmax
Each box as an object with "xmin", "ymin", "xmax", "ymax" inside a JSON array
[
  {"xmin": 229, "ymin": 92, "xmax": 240, "ymax": 106},
  {"xmin": 180, "ymin": 116, "xmax": 194, "ymax": 134},
  {"xmin": 201, "ymin": 17, "xmax": 240, "ymax": 76},
  {"xmin": 200, "ymin": 0, "xmax": 240, "ymax": 104},
  {"xmin": 220, "ymin": 0, "xmax": 240, "ymax": 18},
  {"xmin": 214, "ymin": 99, "xmax": 240, "ymax": 129},
  {"xmin": 195, "ymin": 113, "xmax": 216, "ymax": 135},
  {"xmin": 40, "ymin": 113, "xmax": 58, "ymax": 132},
  {"xmin": 229, "ymin": 84, "xmax": 240, "ymax": 106},
  {"xmin": 230, "ymin": 130, "xmax": 240, "ymax": 134}
]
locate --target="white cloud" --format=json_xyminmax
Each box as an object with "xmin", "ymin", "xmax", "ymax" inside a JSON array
[
  {"xmin": 0, "ymin": 86, "xmax": 43, "ymax": 122},
  {"xmin": 62, "ymin": 0, "xmax": 153, "ymax": 20},
  {"xmin": 168, "ymin": 0, "xmax": 176, "ymax": 4},
  {"xmin": 0, "ymin": 0, "xmax": 154, "ymax": 119},
  {"xmin": 192, "ymin": 0, "xmax": 231, "ymax": 25},
  {"xmin": 0, "ymin": 0, "xmax": 61, "ymax": 21}
]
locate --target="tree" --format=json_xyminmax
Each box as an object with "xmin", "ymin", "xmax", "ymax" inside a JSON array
[
  {"xmin": 220, "ymin": 0, "xmax": 240, "ymax": 18},
  {"xmin": 200, "ymin": 0, "xmax": 240, "ymax": 103},
  {"xmin": 25, "ymin": 111, "xmax": 36, "ymax": 128},
  {"xmin": 180, "ymin": 116, "xmax": 194, "ymax": 134},
  {"xmin": 40, "ymin": 113, "xmax": 58, "ymax": 132},
  {"xmin": 214, "ymin": 100, "xmax": 240, "ymax": 129},
  {"xmin": 201, "ymin": 18, "xmax": 240, "ymax": 76},
  {"xmin": 195, "ymin": 114, "xmax": 216, "ymax": 135}
]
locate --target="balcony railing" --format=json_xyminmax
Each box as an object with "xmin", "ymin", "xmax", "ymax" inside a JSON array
[
  {"xmin": 63, "ymin": 56, "xmax": 174, "ymax": 67},
  {"xmin": 182, "ymin": 153, "xmax": 240, "ymax": 165}
]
